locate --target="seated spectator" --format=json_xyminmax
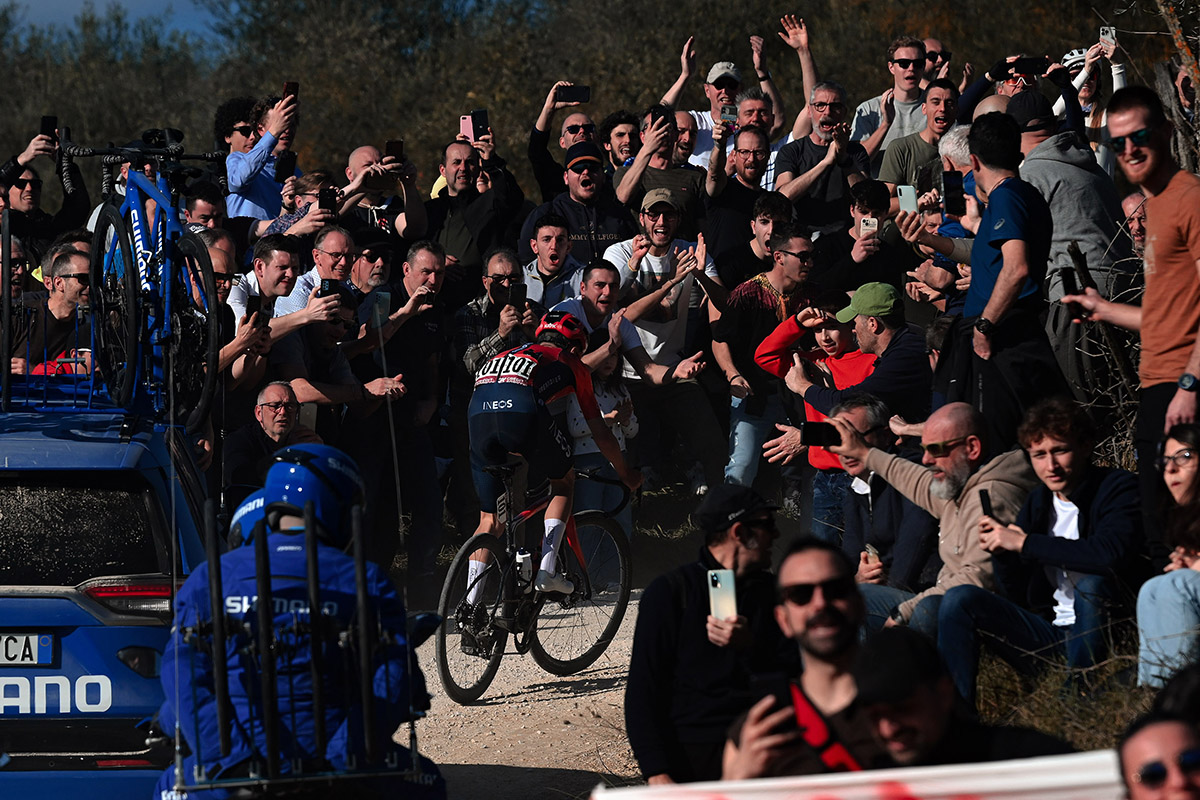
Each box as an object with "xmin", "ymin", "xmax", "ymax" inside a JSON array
[
  {"xmin": 1117, "ymin": 712, "xmax": 1200, "ymax": 800},
  {"xmin": 832, "ymin": 395, "xmax": 941, "ymax": 594},
  {"xmin": 523, "ymin": 213, "xmax": 585, "ymax": 308},
  {"xmin": 755, "ymin": 300, "xmax": 876, "ymax": 539},
  {"xmin": 851, "ymin": 627, "xmax": 1073, "ymax": 766},
  {"xmin": 1139, "ymin": 424, "xmax": 1200, "ymax": 688},
  {"xmin": 223, "ymin": 93, "xmax": 297, "ymax": 220},
  {"xmin": 5, "ymin": 236, "xmax": 31, "ymax": 301},
  {"xmin": 626, "ymin": 484, "xmax": 795, "ymax": 784},
  {"xmin": 715, "ymin": 191, "xmax": 790, "ymax": 290},
  {"xmin": 517, "ymin": 141, "xmax": 635, "ymax": 264},
  {"xmin": 222, "ymin": 381, "xmax": 319, "ymax": 508},
  {"xmin": 938, "ymin": 396, "xmax": 1141, "ymax": 708},
  {"xmin": 9, "ymin": 248, "xmax": 91, "ymax": 375},
  {"xmin": 826, "ymin": 401, "xmax": 1038, "ymax": 638},
  {"xmin": 723, "ymin": 537, "xmax": 887, "ymax": 779}
]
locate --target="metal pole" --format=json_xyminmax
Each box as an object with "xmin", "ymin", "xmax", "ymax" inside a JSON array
[
  {"xmin": 254, "ymin": 520, "xmax": 281, "ymax": 779},
  {"xmin": 2, "ymin": 208, "xmax": 11, "ymax": 412},
  {"xmin": 204, "ymin": 499, "xmax": 232, "ymax": 758},
  {"xmin": 351, "ymin": 505, "xmax": 377, "ymax": 765},
  {"xmin": 304, "ymin": 501, "xmax": 326, "ymax": 760}
]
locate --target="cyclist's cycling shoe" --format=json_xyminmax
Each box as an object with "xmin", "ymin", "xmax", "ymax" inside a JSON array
[{"xmin": 535, "ymin": 569, "xmax": 574, "ymax": 595}]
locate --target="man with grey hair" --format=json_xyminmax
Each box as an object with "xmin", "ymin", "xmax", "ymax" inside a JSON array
[
  {"xmin": 825, "ymin": 401, "xmax": 1037, "ymax": 639},
  {"xmin": 274, "ymin": 225, "xmax": 355, "ymax": 317},
  {"xmin": 774, "ymin": 80, "xmax": 869, "ymax": 235},
  {"xmin": 221, "ymin": 380, "xmax": 319, "ymax": 508},
  {"xmin": 10, "ymin": 247, "xmax": 90, "ymax": 375}
]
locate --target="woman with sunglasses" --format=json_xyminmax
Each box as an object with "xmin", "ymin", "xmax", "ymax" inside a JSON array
[{"xmin": 1138, "ymin": 425, "xmax": 1200, "ymax": 687}]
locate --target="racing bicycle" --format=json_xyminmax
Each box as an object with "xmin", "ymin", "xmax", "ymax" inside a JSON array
[{"xmin": 435, "ymin": 463, "xmax": 632, "ymax": 704}]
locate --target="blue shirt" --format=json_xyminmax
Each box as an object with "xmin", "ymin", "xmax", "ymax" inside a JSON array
[
  {"xmin": 226, "ymin": 131, "xmax": 290, "ymax": 220},
  {"xmin": 965, "ymin": 177, "xmax": 1050, "ymax": 318}
]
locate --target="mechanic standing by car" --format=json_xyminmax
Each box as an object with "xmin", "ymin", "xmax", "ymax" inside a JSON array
[{"xmin": 154, "ymin": 444, "xmax": 445, "ymax": 799}]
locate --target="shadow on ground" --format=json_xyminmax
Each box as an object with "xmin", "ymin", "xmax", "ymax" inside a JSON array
[{"xmin": 440, "ymin": 762, "xmax": 635, "ymax": 800}]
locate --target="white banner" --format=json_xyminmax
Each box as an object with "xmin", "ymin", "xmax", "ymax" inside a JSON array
[{"xmin": 592, "ymin": 750, "xmax": 1121, "ymax": 800}]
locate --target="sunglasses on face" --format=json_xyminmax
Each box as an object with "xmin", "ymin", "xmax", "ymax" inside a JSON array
[
  {"xmin": 1134, "ymin": 748, "xmax": 1200, "ymax": 789},
  {"xmin": 9, "ymin": 258, "xmax": 29, "ymax": 272},
  {"xmin": 1109, "ymin": 127, "xmax": 1155, "ymax": 152},
  {"xmin": 921, "ymin": 437, "xmax": 968, "ymax": 458},
  {"xmin": 779, "ymin": 575, "xmax": 856, "ymax": 606},
  {"xmin": 926, "ymin": 51, "xmax": 952, "ymax": 61},
  {"xmin": 59, "ymin": 272, "xmax": 90, "ymax": 286},
  {"xmin": 568, "ymin": 162, "xmax": 602, "ymax": 174},
  {"xmin": 212, "ymin": 272, "xmax": 235, "ymax": 284},
  {"xmin": 12, "ymin": 178, "xmax": 42, "ymax": 191},
  {"xmin": 776, "ymin": 249, "xmax": 815, "ymax": 264},
  {"xmin": 891, "ymin": 58, "xmax": 920, "ymax": 70},
  {"xmin": 230, "ymin": 125, "xmax": 255, "ymax": 137},
  {"xmin": 488, "ymin": 274, "xmax": 519, "ymax": 284},
  {"xmin": 565, "ymin": 123, "xmax": 596, "ymax": 135}
]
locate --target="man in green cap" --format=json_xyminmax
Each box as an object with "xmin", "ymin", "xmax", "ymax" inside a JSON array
[{"xmin": 784, "ymin": 281, "xmax": 931, "ymax": 424}]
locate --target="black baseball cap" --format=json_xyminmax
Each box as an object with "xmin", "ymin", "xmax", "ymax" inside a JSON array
[
  {"xmin": 852, "ymin": 627, "xmax": 947, "ymax": 706},
  {"xmin": 1007, "ymin": 91, "xmax": 1056, "ymax": 133},
  {"xmin": 694, "ymin": 483, "xmax": 779, "ymax": 533}
]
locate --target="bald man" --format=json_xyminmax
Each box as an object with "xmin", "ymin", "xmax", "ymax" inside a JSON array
[
  {"xmin": 1122, "ymin": 192, "xmax": 1147, "ymax": 258},
  {"xmin": 530, "ymin": 81, "xmax": 600, "ymax": 202},
  {"xmin": 827, "ymin": 401, "xmax": 1038, "ymax": 638},
  {"xmin": 342, "ymin": 144, "xmax": 426, "ymax": 241},
  {"xmin": 973, "ymin": 94, "xmax": 1010, "ymax": 120}
]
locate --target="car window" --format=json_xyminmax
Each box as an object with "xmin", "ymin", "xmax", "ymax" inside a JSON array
[{"xmin": 0, "ymin": 476, "xmax": 163, "ymax": 585}]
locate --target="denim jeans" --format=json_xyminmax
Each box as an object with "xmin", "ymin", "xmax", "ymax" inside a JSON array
[
  {"xmin": 938, "ymin": 576, "xmax": 1114, "ymax": 706},
  {"xmin": 859, "ymin": 583, "xmax": 943, "ymax": 640},
  {"xmin": 811, "ymin": 470, "xmax": 852, "ymax": 544},
  {"xmin": 725, "ymin": 392, "xmax": 786, "ymax": 487},
  {"xmin": 1139, "ymin": 569, "xmax": 1200, "ymax": 687},
  {"xmin": 572, "ymin": 451, "xmax": 633, "ymax": 538}
]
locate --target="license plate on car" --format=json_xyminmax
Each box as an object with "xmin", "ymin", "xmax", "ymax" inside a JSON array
[{"xmin": 0, "ymin": 633, "xmax": 52, "ymax": 665}]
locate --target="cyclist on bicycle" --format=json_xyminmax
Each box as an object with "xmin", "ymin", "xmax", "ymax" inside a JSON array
[
  {"xmin": 156, "ymin": 444, "xmax": 444, "ymax": 799},
  {"xmin": 468, "ymin": 310, "xmax": 642, "ymax": 595}
]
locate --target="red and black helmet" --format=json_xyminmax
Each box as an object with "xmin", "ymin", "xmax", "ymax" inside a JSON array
[{"xmin": 535, "ymin": 310, "xmax": 588, "ymax": 351}]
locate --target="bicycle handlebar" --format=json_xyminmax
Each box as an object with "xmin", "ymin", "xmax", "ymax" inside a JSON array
[
  {"xmin": 61, "ymin": 140, "xmax": 224, "ymax": 163},
  {"xmin": 575, "ymin": 470, "xmax": 633, "ymax": 516}
]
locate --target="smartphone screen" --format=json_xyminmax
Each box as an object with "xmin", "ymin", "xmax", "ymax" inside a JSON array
[
  {"xmin": 40, "ymin": 115, "xmax": 58, "ymax": 141},
  {"xmin": 385, "ymin": 139, "xmax": 405, "ymax": 161},
  {"xmin": 897, "ymin": 185, "xmax": 919, "ymax": 214},
  {"xmin": 942, "ymin": 171, "xmax": 966, "ymax": 216},
  {"xmin": 720, "ymin": 104, "xmax": 738, "ymax": 123},
  {"xmin": 274, "ymin": 150, "xmax": 297, "ymax": 184},
  {"xmin": 707, "ymin": 570, "xmax": 737, "ymax": 620}
]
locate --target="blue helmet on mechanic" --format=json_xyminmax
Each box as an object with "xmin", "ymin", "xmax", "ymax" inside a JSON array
[{"xmin": 263, "ymin": 443, "xmax": 366, "ymax": 546}]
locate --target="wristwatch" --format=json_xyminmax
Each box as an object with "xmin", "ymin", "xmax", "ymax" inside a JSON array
[
  {"xmin": 1181, "ymin": 373, "xmax": 1200, "ymax": 392},
  {"xmin": 973, "ymin": 317, "xmax": 997, "ymax": 335}
]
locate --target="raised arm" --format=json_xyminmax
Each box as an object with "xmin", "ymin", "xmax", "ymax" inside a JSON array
[{"xmin": 660, "ymin": 36, "xmax": 696, "ymax": 108}]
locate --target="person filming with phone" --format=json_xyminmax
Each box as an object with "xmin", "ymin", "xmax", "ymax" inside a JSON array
[{"xmin": 626, "ymin": 483, "xmax": 797, "ymax": 785}]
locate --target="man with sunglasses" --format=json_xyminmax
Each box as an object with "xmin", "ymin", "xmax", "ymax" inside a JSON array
[
  {"xmin": 626, "ymin": 483, "xmax": 797, "ymax": 785},
  {"xmin": 9, "ymin": 248, "xmax": 91, "ymax": 377},
  {"xmin": 528, "ymin": 81, "xmax": 600, "ymax": 204},
  {"xmin": 1062, "ymin": 87, "xmax": 1200, "ymax": 567},
  {"xmin": 850, "ymin": 36, "xmax": 929, "ymax": 175},
  {"xmin": 1118, "ymin": 712, "xmax": 1200, "ymax": 800},
  {"xmin": 775, "ymin": 80, "xmax": 870, "ymax": 236},
  {"xmin": 826, "ymin": 401, "xmax": 1038, "ymax": 638},
  {"xmin": 517, "ymin": 142, "xmax": 636, "ymax": 265},
  {"xmin": 723, "ymin": 538, "xmax": 887, "ymax": 780}
]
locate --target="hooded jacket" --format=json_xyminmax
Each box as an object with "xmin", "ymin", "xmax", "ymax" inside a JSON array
[
  {"xmin": 863, "ymin": 447, "xmax": 1039, "ymax": 621},
  {"xmin": 517, "ymin": 189, "xmax": 636, "ymax": 265},
  {"xmin": 1019, "ymin": 131, "xmax": 1132, "ymax": 298}
]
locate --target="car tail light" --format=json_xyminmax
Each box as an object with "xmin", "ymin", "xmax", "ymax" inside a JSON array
[{"xmin": 78, "ymin": 576, "xmax": 178, "ymax": 621}]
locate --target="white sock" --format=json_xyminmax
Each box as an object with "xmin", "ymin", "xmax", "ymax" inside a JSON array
[
  {"xmin": 540, "ymin": 519, "xmax": 567, "ymax": 574},
  {"xmin": 466, "ymin": 559, "xmax": 485, "ymax": 603}
]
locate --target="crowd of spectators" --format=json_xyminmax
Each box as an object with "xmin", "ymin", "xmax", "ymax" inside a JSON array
[{"xmin": 6, "ymin": 14, "xmax": 1200, "ymax": 788}]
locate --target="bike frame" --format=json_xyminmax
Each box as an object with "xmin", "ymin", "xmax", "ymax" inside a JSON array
[{"xmin": 495, "ymin": 479, "xmax": 587, "ymax": 577}]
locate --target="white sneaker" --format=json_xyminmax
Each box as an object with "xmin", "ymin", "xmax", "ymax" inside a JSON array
[{"xmin": 535, "ymin": 569, "xmax": 574, "ymax": 595}]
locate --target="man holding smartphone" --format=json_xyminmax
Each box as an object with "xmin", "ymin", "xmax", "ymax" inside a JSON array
[{"xmin": 626, "ymin": 484, "xmax": 796, "ymax": 785}]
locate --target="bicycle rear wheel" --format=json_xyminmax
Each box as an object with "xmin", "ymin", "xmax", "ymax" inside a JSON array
[
  {"xmin": 88, "ymin": 204, "xmax": 140, "ymax": 409},
  {"xmin": 529, "ymin": 512, "xmax": 631, "ymax": 676},
  {"xmin": 435, "ymin": 533, "xmax": 508, "ymax": 704},
  {"xmin": 171, "ymin": 231, "xmax": 220, "ymax": 434}
]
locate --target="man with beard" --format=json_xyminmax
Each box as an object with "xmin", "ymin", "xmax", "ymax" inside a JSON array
[
  {"xmin": 825, "ymin": 401, "xmax": 1038, "ymax": 638},
  {"xmin": 598, "ymin": 110, "xmax": 640, "ymax": 173},
  {"xmin": 615, "ymin": 105, "xmax": 706, "ymax": 238},
  {"xmin": 879, "ymin": 78, "xmax": 959, "ymax": 208},
  {"xmin": 774, "ymin": 81, "xmax": 869, "ymax": 236},
  {"xmin": 705, "ymin": 125, "xmax": 768, "ymax": 264},
  {"xmin": 528, "ymin": 81, "xmax": 600, "ymax": 203},
  {"xmin": 523, "ymin": 213, "xmax": 585, "ymax": 308},
  {"xmin": 722, "ymin": 538, "xmax": 888, "ymax": 779},
  {"xmin": 626, "ymin": 485, "xmax": 796, "ymax": 784},
  {"xmin": 517, "ymin": 142, "xmax": 636, "ymax": 264}
]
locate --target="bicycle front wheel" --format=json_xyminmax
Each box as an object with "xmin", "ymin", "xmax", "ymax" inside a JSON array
[
  {"xmin": 435, "ymin": 533, "xmax": 509, "ymax": 704},
  {"xmin": 89, "ymin": 204, "xmax": 140, "ymax": 409},
  {"xmin": 529, "ymin": 512, "xmax": 631, "ymax": 676}
]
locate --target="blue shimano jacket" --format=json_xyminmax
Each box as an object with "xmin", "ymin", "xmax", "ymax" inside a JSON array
[{"xmin": 155, "ymin": 531, "xmax": 433, "ymax": 798}]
